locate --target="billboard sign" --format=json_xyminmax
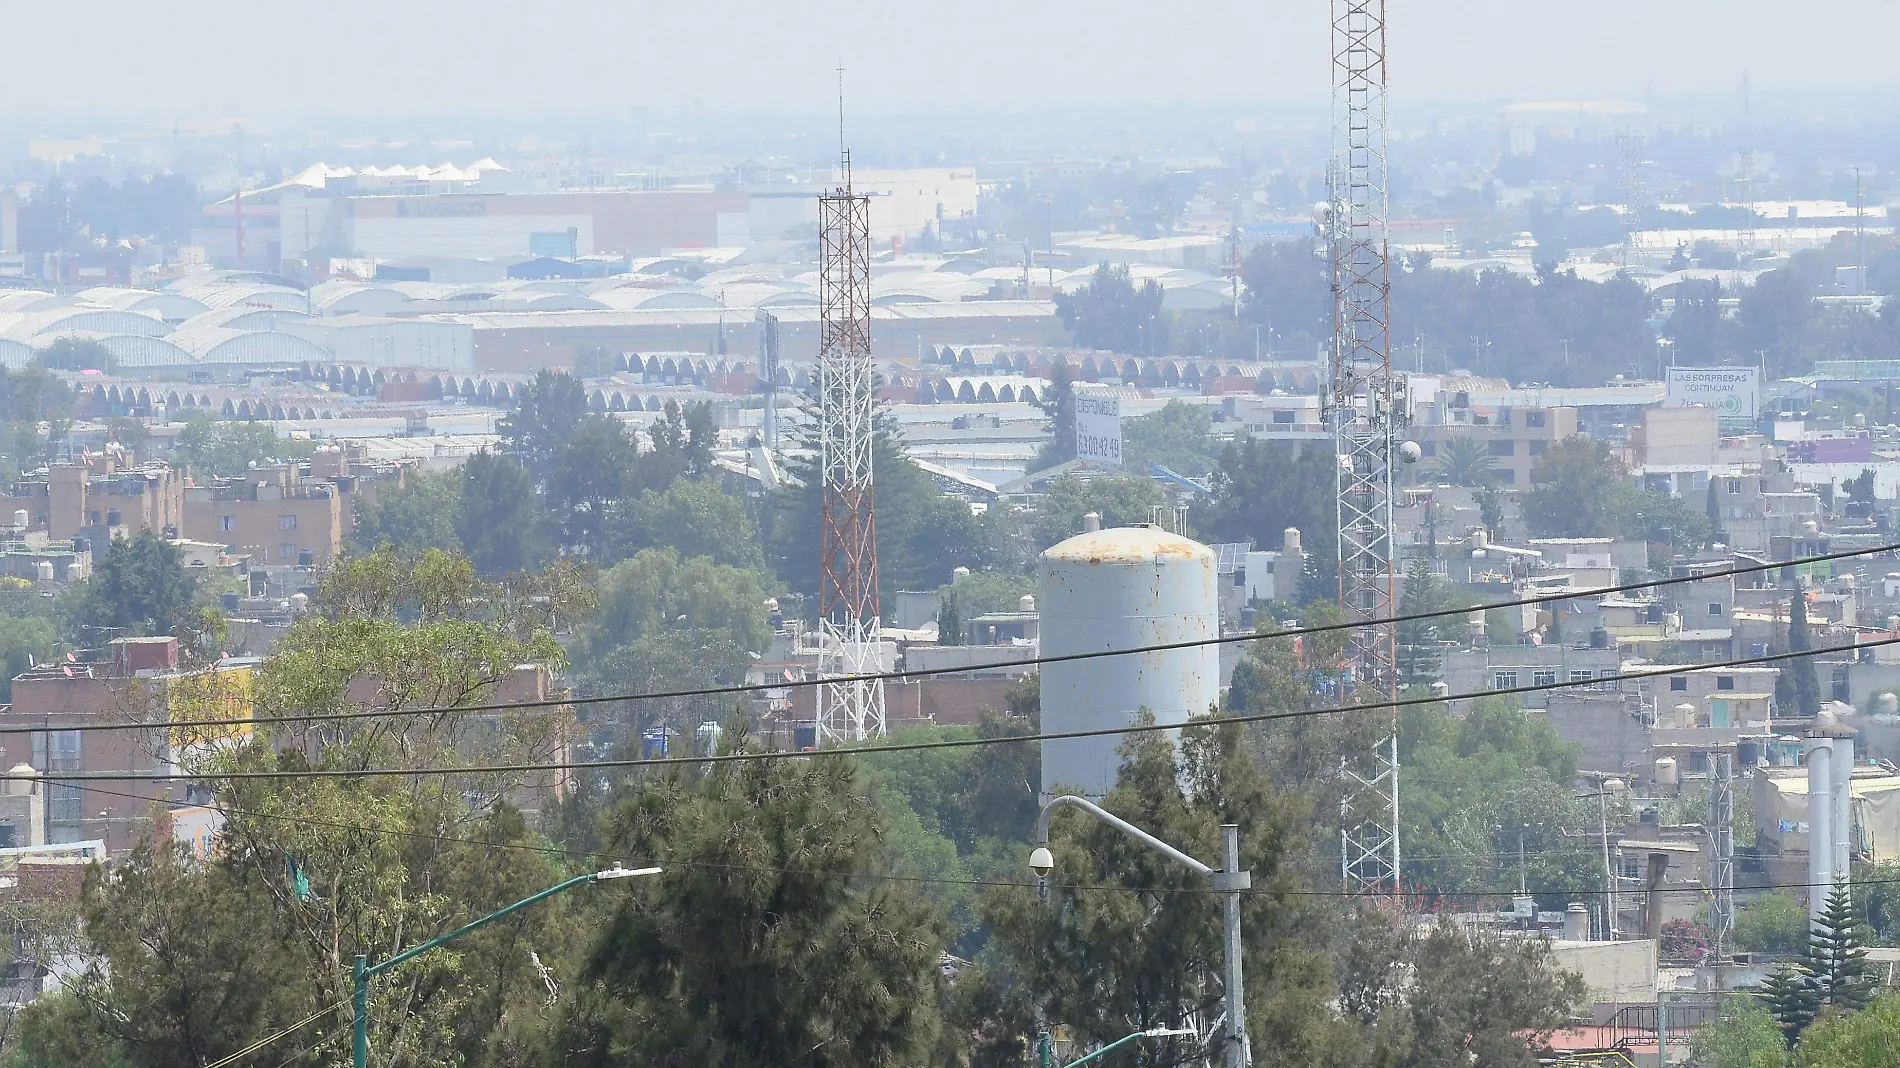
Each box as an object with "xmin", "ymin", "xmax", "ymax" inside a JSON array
[
  {"xmin": 1665, "ymin": 366, "xmax": 1759, "ymax": 419},
  {"xmin": 1073, "ymin": 386, "xmax": 1122, "ymax": 466}
]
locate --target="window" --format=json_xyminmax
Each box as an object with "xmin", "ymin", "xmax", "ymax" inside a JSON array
[
  {"xmin": 1532, "ymin": 669, "xmax": 1557, "ymax": 687},
  {"xmin": 1670, "ymin": 677, "xmax": 1689, "ymax": 692},
  {"xmin": 1498, "ymin": 469, "xmax": 1517, "ymax": 484},
  {"xmin": 1569, "ymin": 669, "xmax": 1593, "ymax": 684},
  {"xmin": 218, "ymin": 515, "xmax": 236, "ymax": 532},
  {"xmin": 1716, "ymin": 675, "xmax": 1735, "ymax": 691},
  {"xmin": 1525, "ymin": 411, "xmax": 1547, "ymax": 428},
  {"xmin": 1529, "ymin": 440, "xmax": 1547, "ymax": 455},
  {"xmin": 1420, "ymin": 441, "xmax": 1437, "ymax": 457},
  {"xmin": 1488, "ymin": 440, "xmax": 1516, "ymax": 456},
  {"xmin": 1708, "ymin": 602, "xmax": 1724, "ymax": 617},
  {"xmin": 1493, "ymin": 671, "xmax": 1519, "ymax": 690},
  {"xmin": 1271, "ymin": 410, "xmax": 1294, "ymax": 424},
  {"xmin": 277, "ymin": 514, "xmax": 298, "ymax": 531},
  {"xmin": 279, "ymin": 543, "xmax": 296, "ymax": 561}
]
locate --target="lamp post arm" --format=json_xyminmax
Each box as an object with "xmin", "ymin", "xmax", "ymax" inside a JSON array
[
  {"xmin": 1036, "ymin": 795, "xmax": 1214, "ymax": 877},
  {"xmin": 367, "ymin": 872, "xmax": 595, "ymax": 978},
  {"xmin": 1062, "ymin": 1029, "xmax": 1196, "ymax": 1068}
]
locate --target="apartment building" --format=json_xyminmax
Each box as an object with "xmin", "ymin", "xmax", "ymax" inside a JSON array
[
  {"xmin": 5, "ymin": 454, "xmax": 186, "ymax": 543},
  {"xmin": 1414, "ymin": 403, "xmax": 1579, "ymax": 488}
]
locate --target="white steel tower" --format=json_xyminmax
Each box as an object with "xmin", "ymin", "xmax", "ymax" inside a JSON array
[
  {"xmin": 815, "ymin": 124, "xmax": 886, "ymax": 744},
  {"xmin": 1330, "ymin": 0, "xmax": 1404, "ymax": 904}
]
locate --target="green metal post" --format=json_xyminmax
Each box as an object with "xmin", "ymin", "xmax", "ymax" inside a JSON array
[
  {"xmin": 1060, "ymin": 1030, "xmax": 1149, "ymax": 1068},
  {"xmin": 1038, "ymin": 1030, "xmax": 1051, "ymax": 1068},
  {"xmin": 352, "ymin": 871, "xmax": 640, "ymax": 1068},
  {"xmin": 352, "ymin": 954, "xmax": 368, "ymax": 1068}
]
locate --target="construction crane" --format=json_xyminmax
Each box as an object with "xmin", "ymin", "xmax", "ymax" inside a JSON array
[
  {"xmin": 814, "ymin": 71, "xmax": 886, "ymax": 744},
  {"xmin": 1328, "ymin": 0, "xmax": 1405, "ymax": 904}
]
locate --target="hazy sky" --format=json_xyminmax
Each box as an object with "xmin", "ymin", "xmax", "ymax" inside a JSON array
[{"xmin": 6, "ymin": 1, "xmax": 1898, "ymax": 130}]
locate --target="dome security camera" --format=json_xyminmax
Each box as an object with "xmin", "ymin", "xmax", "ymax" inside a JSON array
[
  {"xmin": 1029, "ymin": 846, "xmax": 1054, "ymax": 879},
  {"xmin": 1398, "ymin": 440, "xmax": 1422, "ymax": 464}
]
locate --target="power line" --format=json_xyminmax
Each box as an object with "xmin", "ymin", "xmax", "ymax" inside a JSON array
[
  {"xmin": 13, "ymin": 542, "xmax": 1886, "ymax": 738},
  {"xmin": 64, "ymin": 775, "xmax": 1900, "ymax": 905},
  {"xmin": 30, "ymin": 635, "xmax": 1896, "ymax": 785}
]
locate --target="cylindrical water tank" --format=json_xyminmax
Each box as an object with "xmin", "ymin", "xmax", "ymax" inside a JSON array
[
  {"xmin": 1282, "ymin": 527, "xmax": 1302, "ymax": 556},
  {"xmin": 1674, "ymin": 702, "xmax": 1698, "ymax": 728},
  {"xmin": 11, "ymin": 509, "xmax": 25, "ymax": 530},
  {"xmin": 1470, "ymin": 528, "xmax": 1489, "ymax": 551},
  {"xmin": 1563, "ymin": 902, "xmax": 1590, "ymax": 941},
  {"xmin": 1654, "ymin": 757, "xmax": 1679, "ymax": 789},
  {"xmin": 1040, "ymin": 524, "xmax": 1219, "ymax": 799}
]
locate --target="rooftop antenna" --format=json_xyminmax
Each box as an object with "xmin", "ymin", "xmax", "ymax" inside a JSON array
[
  {"xmin": 1737, "ymin": 71, "xmax": 1756, "ymax": 262},
  {"xmin": 836, "ymin": 61, "xmax": 850, "ymax": 192}
]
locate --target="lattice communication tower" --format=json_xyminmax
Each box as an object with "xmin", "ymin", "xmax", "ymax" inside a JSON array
[
  {"xmin": 1329, "ymin": 0, "xmax": 1403, "ymax": 903},
  {"xmin": 815, "ymin": 141, "xmax": 886, "ymax": 744}
]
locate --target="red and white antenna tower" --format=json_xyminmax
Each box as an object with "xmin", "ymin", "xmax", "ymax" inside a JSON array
[
  {"xmin": 815, "ymin": 66, "xmax": 886, "ymax": 743},
  {"xmin": 1329, "ymin": 0, "xmax": 1404, "ymax": 904}
]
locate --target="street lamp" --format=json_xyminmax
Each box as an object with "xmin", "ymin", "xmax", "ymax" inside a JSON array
[
  {"xmin": 352, "ymin": 866, "xmax": 660, "ymax": 1068},
  {"xmin": 1032, "ymin": 795, "xmax": 1251, "ymax": 1068},
  {"xmin": 1042, "ymin": 1027, "xmax": 1199, "ymax": 1068},
  {"xmin": 1596, "ymin": 778, "xmax": 1627, "ymax": 939}
]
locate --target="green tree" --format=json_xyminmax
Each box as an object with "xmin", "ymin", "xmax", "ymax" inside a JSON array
[
  {"xmin": 1192, "ymin": 439, "xmax": 1336, "ymax": 559},
  {"xmin": 1397, "ymin": 562, "xmax": 1468, "ymax": 684},
  {"xmin": 1843, "ymin": 468, "xmax": 1878, "ymax": 509},
  {"xmin": 571, "ymin": 547, "xmax": 772, "ymax": 747},
  {"xmin": 1735, "ymin": 891, "xmax": 1810, "ymax": 957},
  {"xmin": 1030, "ymin": 471, "xmax": 1165, "ymax": 549},
  {"xmin": 455, "ymin": 451, "xmax": 543, "ymax": 575},
  {"xmin": 14, "ymin": 549, "xmax": 587, "ymax": 1068},
  {"xmin": 1056, "ymin": 263, "xmax": 1167, "ymax": 355},
  {"xmin": 71, "ymin": 530, "xmax": 210, "ymax": 646},
  {"xmin": 499, "ymin": 369, "xmax": 591, "ymax": 474},
  {"xmin": 0, "ymin": 613, "xmax": 57, "ymax": 701},
  {"xmin": 1033, "ymin": 361, "xmax": 1077, "ymax": 470},
  {"xmin": 544, "ymin": 753, "xmax": 949, "ymax": 1067},
  {"xmin": 1689, "ymin": 997, "xmax": 1791, "ymax": 1068},
  {"xmin": 1788, "ymin": 591, "xmax": 1822, "ymax": 719},
  {"xmin": 35, "ymin": 336, "xmax": 115, "ymax": 373},
  {"xmin": 348, "ymin": 467, "xmax": 462, "ymax": 555},
  {"xmin": 1793, "ymin": 992, "xmax": 1900, "ymax": 1067},
  {"xmin": 1809, "ymin": 878, "xmax": 1877, "ymax": 1012},
  {"xmin": 1762, "ymin": 965, "xmax": 1822, "ymax": 1046},
  {"xmin": 544, "ymin": 416, "xmax": 638, "ymax": 558},
  {"xmin": 1431, "ymin": 436, "xmax": 1498, "ymax": 488},
  {"xmin": 1477, "ymin": 485, "xmax": 1506, "ymax": 538},
  {"xmin": 1522, "ymin": 435, "xmax": 1628, "ymax": 537},
  {"xmin": 980, "ymin": 721, "xmax": 1341, "ymax": 1067},
  {"xmin": 637, "ymin": 399, "xmax": 717, "ymax": 492},
  {"xmin": 937, "ymin": 593, "xmax": 962, "ymax": 645},
  {"xmin": 606, "ymin": 477, "xmax": 765, "ymax": 571},
  {"xmin": 1121, "ymin": 401, "xmax": 1225, "ymax": 477},
  {"xmin": 167, "ymin": 414, "xmax": 312, "ymax": 478}
]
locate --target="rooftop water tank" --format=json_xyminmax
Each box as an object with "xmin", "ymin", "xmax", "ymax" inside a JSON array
[
  {"xmin": 1654, "ymin": 756, "xmax": 1679, "ymax": 789},
  {"xmin": 1040, "ymin": 524, "xmax": 1219, "ymax": 799}
]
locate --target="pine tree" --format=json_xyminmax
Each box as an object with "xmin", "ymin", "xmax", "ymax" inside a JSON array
[
  {"xmin": 1789, "ymin": 590, "xmax": 1823, "ymax": 718},
  {"xmin": 937, "ymin": 593, "xmax": 963, "ymax": 646},
  {"xmin": 1760, "ymin": 964, "xmax": 1821, "ymax": 1046},
  {"xmin": 1705, "ymin": 478, "xmax": 1725, "ymax": 546},
  {"xmin": 1809, "ymin": 878, "xmax": 1877, "ymax": 1013}
]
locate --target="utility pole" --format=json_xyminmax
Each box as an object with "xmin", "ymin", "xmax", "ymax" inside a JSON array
[
  {"xmin": 1328, "ymin": 0, "xmax": 1404, "ymax": 908},
  {"xmin": 1032, "ymin": 796, "xmax": 1251, "ymax": 1068}
]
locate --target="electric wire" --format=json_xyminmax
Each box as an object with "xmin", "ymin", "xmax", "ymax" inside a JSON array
[
  {"xmin": 25, "ymin": 634, "xmax": 1896, "ymax": 784},
  {"xmin": 60, "ymin": 774, "xmax": 1900, "ymax": 905},
  {"xmin": 199, "ymin": 1001, "xmax": 344, "ymax": 1068},
  {"xmin": 8, "ymin": 541, "xmax": 1887, "ymax": 737}
]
